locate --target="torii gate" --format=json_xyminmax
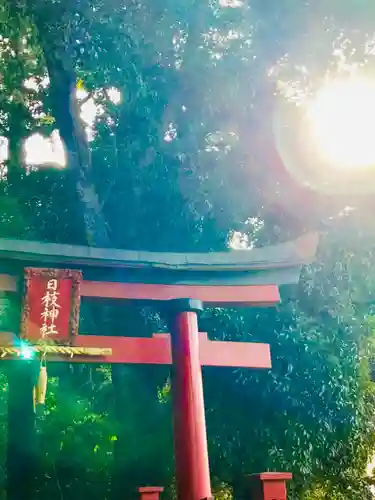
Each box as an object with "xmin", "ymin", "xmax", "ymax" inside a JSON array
[{"xmin": 0, "ymin": 234, "xmax": 317, "ymax": 500}]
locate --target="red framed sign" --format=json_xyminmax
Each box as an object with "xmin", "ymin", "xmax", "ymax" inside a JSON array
[{"xmin": 21, "ymin": 268, "xmax": 81, "ymax": 344}]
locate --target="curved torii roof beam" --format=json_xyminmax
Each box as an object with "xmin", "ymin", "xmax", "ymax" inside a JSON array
[{"xmin": 0, "ymin": 233, "xmax": 318, "ymax": 289}]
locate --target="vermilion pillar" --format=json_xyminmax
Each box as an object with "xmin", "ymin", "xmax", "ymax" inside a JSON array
[
  {"xmin": 248, "ymin": 473, "xmax": 292, "ymax": 500},
  {"xmin": 169, "ymin": 299, "xmax": 212, "ymax": 500},
  {"xmin": 138, "ymin": 486, "xmax": 164, "ymax": 499}
]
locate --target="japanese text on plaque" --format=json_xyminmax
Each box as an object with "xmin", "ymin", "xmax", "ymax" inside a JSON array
[{"xmin": 40, "ymin": 278, "xmax": 61, "ymax": 337}]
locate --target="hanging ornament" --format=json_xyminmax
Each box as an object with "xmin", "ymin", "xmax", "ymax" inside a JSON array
[{"xmin": 33, "ymin": 358, "xmax": 48, "ymax": 410}]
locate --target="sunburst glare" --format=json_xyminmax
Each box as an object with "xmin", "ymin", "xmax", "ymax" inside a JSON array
[{"xmin": 306, "ymin": 77, "xmax": 375, "ymax": 169}]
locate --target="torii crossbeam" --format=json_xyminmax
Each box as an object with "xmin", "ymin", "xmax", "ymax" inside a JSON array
[{"xmin": 0, "ymin": 234, "xmax": 318, "ymax": 500}]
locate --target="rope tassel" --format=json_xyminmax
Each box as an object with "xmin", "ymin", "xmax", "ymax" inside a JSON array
[{"xmin": 34, "ymin": 364, "xmax": 48, "ymax": 406}]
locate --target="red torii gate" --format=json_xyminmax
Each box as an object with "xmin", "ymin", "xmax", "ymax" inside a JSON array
[{"xmin": 0, "ymin": 234, "xmax": 317, "ymax": 500}]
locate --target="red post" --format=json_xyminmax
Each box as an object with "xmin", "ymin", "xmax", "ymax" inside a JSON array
[
  {"xmin": 138, "ymin": 486, "xmax": 164, "ymax": 500},
  {"xmin": 169, "ymin": 299, "xmax": 212, "ymax": 500},
  {"xmin": 248, "ymin": 473, "xmax": 292, "ymax": 500}
]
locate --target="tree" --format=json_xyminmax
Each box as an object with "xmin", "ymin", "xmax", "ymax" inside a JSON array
[{"xmin": 1, "ymin": 0, "xmax": 375, "ymax": 499}]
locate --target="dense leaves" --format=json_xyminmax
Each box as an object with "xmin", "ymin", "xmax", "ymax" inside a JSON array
[{"xmin": 0, "ymin": 0, "xmax": 375, "ymax": 499}]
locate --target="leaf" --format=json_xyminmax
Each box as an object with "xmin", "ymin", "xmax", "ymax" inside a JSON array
[
  {"xmin": 39, "ymin": 114, "xmax": 56, "ymax": 125},
  {"xmin": 76, "ymin": 78, "xmax": 84, "ymax": 90}
]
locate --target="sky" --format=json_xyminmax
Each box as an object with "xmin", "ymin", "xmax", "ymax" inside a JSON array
[{"xmin": 0, "ymin": 83, "xmax": 121, "ymax": 170}]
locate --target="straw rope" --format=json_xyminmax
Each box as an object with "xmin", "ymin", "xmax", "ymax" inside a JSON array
[{"xmin": 0, "ymin": 345, "xmax": 112, "ymax": 358}]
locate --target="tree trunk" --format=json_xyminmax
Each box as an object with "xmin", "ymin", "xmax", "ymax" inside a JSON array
[
  {"xmin": 24, "ymin": 4, "xmax": 135, "ymax": 500},
  {"xmin": 6, "ymin": 361, "xmax": 38, "ymax": 500},
  {"xmin": 29, "ymin": 0, "xmax": 110, "ymax": 247},
  {"xmin": 6, "ymin": 3, "xmax": 112, "ymax": 500}
]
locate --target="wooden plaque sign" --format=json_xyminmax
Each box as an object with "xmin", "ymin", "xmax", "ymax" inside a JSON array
[{"xmin": 21, "ymin": 268, "xmax": 81, "ymax": 344}]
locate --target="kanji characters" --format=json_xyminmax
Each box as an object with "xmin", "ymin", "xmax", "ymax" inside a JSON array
[{"xmin": 40, "ymin": 279, "xmax": 61, "ymax": 337}]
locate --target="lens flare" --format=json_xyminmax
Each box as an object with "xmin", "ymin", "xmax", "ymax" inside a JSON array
[
  {"xmin": 306, "ymin": 77, "xmax": 375, "ymax": 169},
  {"xmin": 20, "ymin": 343, "xmax": 35, "ymax": 360}
]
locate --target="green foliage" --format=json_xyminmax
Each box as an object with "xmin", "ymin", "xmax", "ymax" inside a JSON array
[
  {"xmin": 0, "ymin": 370, "xmax": 7, "ymax": 497},
  {"xmin": 34, "ymin": 373, "xmax": 114, "ymax": 499}
]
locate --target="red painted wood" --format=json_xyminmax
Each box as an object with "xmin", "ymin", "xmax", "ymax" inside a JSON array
[
  {"xmin": 23, "ymin": 269, "xmax": 78, "ymax": 343},
  {"xmin": 199, "ymin": 336, "xmax": 271, "ymax": 368},
  {"xmin": 170, "ymin": 311, "xmax": 212, "ymax": 500},
  {"xmin": 80, "ymin": 281, "xmax": 280, "ymax": 306},
  {"xmin": 75, "ymin": 334, "xmax": 171, "ymax": 364},
  {"xmin": 0, "ymin": 332, "xmax": 17, "ymax": 344},
  {"xmin": 248, "ymin": 473, "xmax": 292, "ymax": 500},
  {"xmin": 138, "ymin": 486, "xmax": 164, "ymax": 500},
  {"xmin": 256, "ymin": 473, "xmax": 293, "ymax": 481},
  {"xmin": 0, "ymin": 332, "xmax": 271, "ymax": 368},
  {"xmin": 75, "ymin": 334, "xmax": 271, "ymax": 367}
]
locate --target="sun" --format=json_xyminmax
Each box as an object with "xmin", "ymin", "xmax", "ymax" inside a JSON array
[{"xmin": 306, "ymin": 76, "xmax": 375, "ymax": 169}]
